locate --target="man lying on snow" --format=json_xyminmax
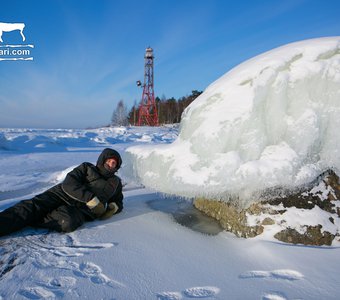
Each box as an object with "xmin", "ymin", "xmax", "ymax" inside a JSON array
[{"xmin": 0, "ymin": 148, "xmax": 123, "ymax": 237}]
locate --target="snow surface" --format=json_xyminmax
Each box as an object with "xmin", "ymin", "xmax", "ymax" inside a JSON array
[
  {"xmin": 1, "ymin": 126, "xmax": 340, "ymax": 299},
  {"xmin": 126, "ymin": 37, "xmax": 340, "ymax": 206}
]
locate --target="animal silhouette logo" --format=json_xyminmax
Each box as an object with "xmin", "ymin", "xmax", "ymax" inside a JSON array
[{"xmin": 0, "ymin": 22, "xmax": 26, "ymax": 43}]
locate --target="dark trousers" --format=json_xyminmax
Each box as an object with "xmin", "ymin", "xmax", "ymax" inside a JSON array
[{"xmin": 0, "ymin": 191, "xmax": 87, "ymax": 237}]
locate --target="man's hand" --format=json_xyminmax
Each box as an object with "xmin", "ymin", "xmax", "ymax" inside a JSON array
[
  {"xmin": 99, "ymin": 202, "xmax": 119, "ymax": 220},
  {"xmin": 86, "ymin": 196, "xmax": 100, "ymax": 209},
  {"xmin": 87, "ymin": 197, "xmax": 106, "ymax": 217}
]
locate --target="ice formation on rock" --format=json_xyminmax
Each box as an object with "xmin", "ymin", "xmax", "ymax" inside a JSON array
[{"xmin": 127, "ymin": 37, "xmax": 340, "ymax": 206}]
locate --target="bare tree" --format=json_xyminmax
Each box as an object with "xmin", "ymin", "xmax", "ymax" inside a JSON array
[{"xmin": 111, "ymin": 100, "xmax": 129, "ymax": 126}]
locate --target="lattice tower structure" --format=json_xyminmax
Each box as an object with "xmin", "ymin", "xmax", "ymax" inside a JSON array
[{"xmin": 137, "ymin": 47, "xmax": 159, "ymax": 126}]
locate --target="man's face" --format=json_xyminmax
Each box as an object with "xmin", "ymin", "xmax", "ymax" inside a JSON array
[{"xmin": 105, "ymin": 158, "xmax": 118, "ymax": 171}]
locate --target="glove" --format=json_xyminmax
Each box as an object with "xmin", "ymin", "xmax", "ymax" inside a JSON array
[
  {"xmin": 87, "ymin": 197, "xmax": 106, "ymax": 218},
  {"xmin": 99, "ymin": 202, "xmax": 119, "ymax": 220},
  {"xmin": 86, "ymin": 196, "xmax": 100, "ymax": 209}
]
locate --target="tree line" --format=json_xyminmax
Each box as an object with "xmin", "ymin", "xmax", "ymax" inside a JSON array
[{"xmin": 111, "ymin": 90, "xmax": 202, "ymax": 126}]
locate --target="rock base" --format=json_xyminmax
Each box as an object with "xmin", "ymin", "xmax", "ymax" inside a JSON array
[{"xmin": 194, "ymin": 170, "xmax": 340, "ymax": 246}]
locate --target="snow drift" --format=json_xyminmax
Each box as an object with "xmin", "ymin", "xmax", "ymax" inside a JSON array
[{"xmin": 127, "ymin": 37, "xmax": 340, "ymax": 206}]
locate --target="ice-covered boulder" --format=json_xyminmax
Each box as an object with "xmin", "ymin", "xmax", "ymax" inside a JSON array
[{"xmin": 127, "ymin": 37, "xmax": 340, "ymax": 207}]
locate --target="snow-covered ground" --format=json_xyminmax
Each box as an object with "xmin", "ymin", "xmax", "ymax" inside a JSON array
[{"xmin": 1, "ymin": 126, "xmax": 339, "ymax": 300}]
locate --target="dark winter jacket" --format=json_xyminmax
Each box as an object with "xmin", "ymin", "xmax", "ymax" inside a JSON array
[{"xmin": 48, "ymin": 148, "xmax": 123, "ymax": 218}]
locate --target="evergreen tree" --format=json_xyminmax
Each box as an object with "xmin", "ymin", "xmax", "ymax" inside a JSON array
[
  {"xmin": 126, "ymin": 90, "xmax": 203, "ymax": 125},
  {"xmin": 127, "ymin": 100, "xmax": 138, "ymax": 125}
]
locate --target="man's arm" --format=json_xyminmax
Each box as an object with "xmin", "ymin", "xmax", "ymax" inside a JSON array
[
  {"xmin": 61, "ymin": 163, "xmax": 94, "ymax": 203},
  {"xmin": 112, "ymin": 180, "xmax": 124, "ymax": 213},
  {"xmin": 99, "ymin": 179, "xmax": 124, "ymax": 220}
]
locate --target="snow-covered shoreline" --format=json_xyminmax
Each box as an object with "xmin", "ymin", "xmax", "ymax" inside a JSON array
[{"xmin": 1, "ymin": 126, "xmax": 340, "ymax": 299}]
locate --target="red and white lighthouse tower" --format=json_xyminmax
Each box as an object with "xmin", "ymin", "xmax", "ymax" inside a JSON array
[{"xmin": 136, "ymin": 47, "xmax": 159, "ymax": 126}]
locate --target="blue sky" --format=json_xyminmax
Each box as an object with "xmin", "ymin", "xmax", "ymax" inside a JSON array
[{"xmin": 0, "ymin": 0, "xmax": 339, "ymax": 128}]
